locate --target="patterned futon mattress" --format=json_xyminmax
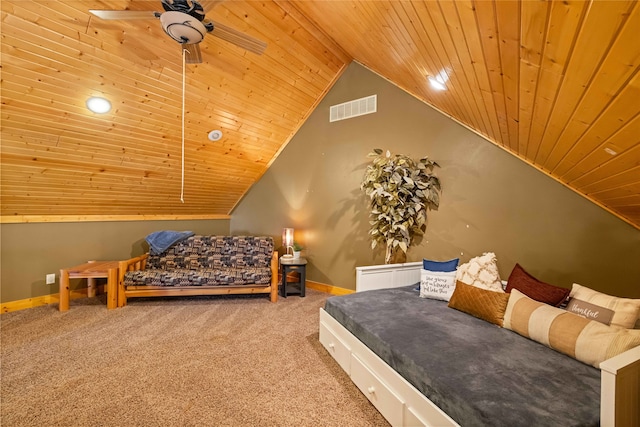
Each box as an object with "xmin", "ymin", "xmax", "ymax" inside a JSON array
[
  {"xmin": 324, "ymin": 285, "xmax": 600, "ymax": 427},
  {"xmin": 124, "ymin": 235, "xmax": 274, "ymax": 287},
  {"xmin": 124, "ymin": 267, "xmax": 272, "ymax": 287}
]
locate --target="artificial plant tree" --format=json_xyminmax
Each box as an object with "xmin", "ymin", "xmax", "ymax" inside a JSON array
[{"xmin": 361, "ymin": 148, "xmax": 441, "ymax": 264}]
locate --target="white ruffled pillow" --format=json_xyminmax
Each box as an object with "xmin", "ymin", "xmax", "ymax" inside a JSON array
[{"xmin": 456, "ymin": 252, "xmax": 504, "ymax": 293}]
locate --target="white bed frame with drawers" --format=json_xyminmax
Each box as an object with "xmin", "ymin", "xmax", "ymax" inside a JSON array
[{"xmin": 319, "ymin": 261, "xmax": 640, "ymax": 427}]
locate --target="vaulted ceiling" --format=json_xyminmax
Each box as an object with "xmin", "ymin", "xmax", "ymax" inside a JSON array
[{"xmin": 1, "ymin": 1, "xmax": 639, "ymax": 229}]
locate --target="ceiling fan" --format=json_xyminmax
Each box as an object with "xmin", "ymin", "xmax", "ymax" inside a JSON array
[{"xmin": 89, "ymin": 0, "xmax": 267, "ymax": 63}]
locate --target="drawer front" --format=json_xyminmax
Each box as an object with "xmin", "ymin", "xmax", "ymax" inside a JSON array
[
  {"xmin": 351, "ymin": 354, "xmax": 404, "ymax": 427},
  {"xmin": 404, "ymin": 397, "xmax": 459, "ymax": 427},
  {"xmin": 319, "ymin": 321, "xmax": 351, "ymax": 374},
  {"xmin": 404, "ymin": 405, "xmax": 427, "ymax": 427}
]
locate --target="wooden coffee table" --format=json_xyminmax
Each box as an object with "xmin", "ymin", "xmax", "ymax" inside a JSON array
[{"xmin": 59, "ymin": 261, "xmax": 119, "ymax": 311}]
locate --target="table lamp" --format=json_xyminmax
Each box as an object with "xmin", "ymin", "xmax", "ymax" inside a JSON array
[{"xmin": 282, "ymin": 228, "xmax": 294, "ymax": 258}]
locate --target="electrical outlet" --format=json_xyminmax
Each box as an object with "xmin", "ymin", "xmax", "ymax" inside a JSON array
[{"xmin": 46, "ymin": 273, "xmax": 56, "ymax": 285}]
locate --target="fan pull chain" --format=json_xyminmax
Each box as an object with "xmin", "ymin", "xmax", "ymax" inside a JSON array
[{"xmin": 180, "ymin": 47, "xmax": 186, "ymax": 203}]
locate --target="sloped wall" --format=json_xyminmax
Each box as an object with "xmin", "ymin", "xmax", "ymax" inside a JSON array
[{"xmin": 231, "ymin": 62, "xmax": 640, "ymax": 297}]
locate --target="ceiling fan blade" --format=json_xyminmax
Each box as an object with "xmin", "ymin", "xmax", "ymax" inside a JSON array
[
  {"xmin": 183, "ymin": 44, "xmax": 203, "ymax": 64},
  {"xmin": 89, "ymin": 10, "xmax": 158, "ymax": 20},
  {"xmin": 209, "ymin": 20, "xmax": 267, "ymax": 55}
]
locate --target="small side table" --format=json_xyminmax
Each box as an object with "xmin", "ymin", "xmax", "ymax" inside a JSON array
[
  {"xmin": 280, "ymin": 257, "xmax": 307, "ymax": 298},
  {"xmin": 59, "ymin": 261, "xmax": 120, "ymax": 311}
]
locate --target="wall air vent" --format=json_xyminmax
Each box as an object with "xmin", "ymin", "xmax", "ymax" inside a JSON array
[{"xmin": 330, "ymin": 94, "xmax": 377, "ymax": 122}]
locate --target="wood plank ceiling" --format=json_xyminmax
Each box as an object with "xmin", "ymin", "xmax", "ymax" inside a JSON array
[{"xmin": 1, "ymin": 1, "xmax": 639, "ymax": 229}]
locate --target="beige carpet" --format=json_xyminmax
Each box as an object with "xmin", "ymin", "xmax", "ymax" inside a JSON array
[{"xmin": 1, "ymin": 290, "xmax": 389, "ymax": 427}]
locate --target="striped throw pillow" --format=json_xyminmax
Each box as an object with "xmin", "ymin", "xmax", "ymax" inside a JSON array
[{"xmin": 504, "ymin": 289, "xmax": 640, "ymax": 368}]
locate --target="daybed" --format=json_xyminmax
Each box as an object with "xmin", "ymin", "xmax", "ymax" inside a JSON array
[
  {"xmin": 319, "ymin": 262, "xmax": 640, "ymax": 427},
  {"xmin": 117, "ymin": 235, "xmax": 278, "ymax": 305}
]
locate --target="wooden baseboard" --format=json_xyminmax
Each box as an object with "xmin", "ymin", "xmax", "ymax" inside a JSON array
[
  {"xmin": 1, "ymin": 288, "xmax": 93, "ymax": 314},
  {"xmin": 306, "ymin": 280, "xmax": 354, "ymax": 296},
  {"xmin": 1, "ymin": 281, "xmax": 353, "ymax": 314}
]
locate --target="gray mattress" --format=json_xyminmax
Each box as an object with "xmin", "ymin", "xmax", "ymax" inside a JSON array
[{"xmin": 324, "ymin": 285, "xmax": 600, "ymax": 427}]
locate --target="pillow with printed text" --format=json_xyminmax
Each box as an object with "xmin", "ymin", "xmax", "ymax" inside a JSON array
[{"xmin": 420, "ymin": 269, "xmax": 457, "ymax": 302}]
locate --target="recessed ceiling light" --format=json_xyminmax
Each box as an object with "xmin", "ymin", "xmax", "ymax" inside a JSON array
[
  {"xmin": 427, "ymin": 68, "xmax": 450, "ymax": 91},
  {"xmin": 86, "ymin": 97, "xmax": 111, "ymax": 114},
  {"xmin": 428, "ymin": 75, "xmax": 447, "ymax": 91},
  {"xmin": 604, "ymin": 147, "xmax": 618, "ymax": 156}
]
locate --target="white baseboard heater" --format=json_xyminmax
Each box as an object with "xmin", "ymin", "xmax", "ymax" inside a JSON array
[{"xmin": 355, "ymin": 262, "xmax": 422, "ymax": 293}]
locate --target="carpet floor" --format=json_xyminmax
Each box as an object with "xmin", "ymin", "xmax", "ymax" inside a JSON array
[{"xmin": 1, "ymin": 290, "xmax": 389, "ymax": 426}]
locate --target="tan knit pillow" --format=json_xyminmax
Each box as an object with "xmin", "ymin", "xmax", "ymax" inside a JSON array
[
  {"xmin": 570, "ymin": 283, "xmax": 640, "ymax": 329},
  {"xmin": 504, "ymin": 289, "xmax": 640, "ymax": 368},
  {"xmin": 448, "ymin": 281, "xmax": 510, "ymax": 326}
]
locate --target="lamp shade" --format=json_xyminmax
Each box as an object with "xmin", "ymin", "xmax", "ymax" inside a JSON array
[
  {"xmin": 282, "ymin": 228, "xmax": 294, "ymax": 248},
  {"xmin": 160, "ymin": 11, "xmax": 207, "ymax": 44}
]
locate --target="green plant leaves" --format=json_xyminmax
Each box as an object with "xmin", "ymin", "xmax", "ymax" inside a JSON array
[{"xmin": 361, "ymin": 148, "xmax": 441, "ymax": 263}]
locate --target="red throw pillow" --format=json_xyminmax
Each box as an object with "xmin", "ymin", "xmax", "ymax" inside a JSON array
[{"xmin": 505, "ymin": 264, "xmax": 570, "ymax": 307}]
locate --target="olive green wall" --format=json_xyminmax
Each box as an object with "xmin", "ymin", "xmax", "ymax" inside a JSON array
[
  {"xmin": 231, "ymin": 62, "xmax": 640, "ymax": 298},
  {"xmin": 0, "ymin": 219, "xmax": 229, "ymax": 302}
]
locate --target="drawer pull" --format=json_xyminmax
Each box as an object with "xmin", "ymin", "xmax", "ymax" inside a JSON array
[
  {"xmin": 367, "ymin": 386, "xmax": 376, "ymax": 394},
  {"xmin": 329, "ymin": 343, "xmax": 335, "ymax": 349}
]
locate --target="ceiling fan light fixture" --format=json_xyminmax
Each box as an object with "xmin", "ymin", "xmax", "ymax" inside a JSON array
[
  {"xmin": 86, "ymin": 96, "xmax": 112, "ymax": 113},
  {"xmin": 160, "ymin": 11, "xmax": 207, "ymax": 44}
]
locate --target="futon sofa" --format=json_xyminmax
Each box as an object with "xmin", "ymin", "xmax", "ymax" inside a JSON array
[{"xmin": 117, "ymin": 235, "xmax": 278, "ymax": 305}]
